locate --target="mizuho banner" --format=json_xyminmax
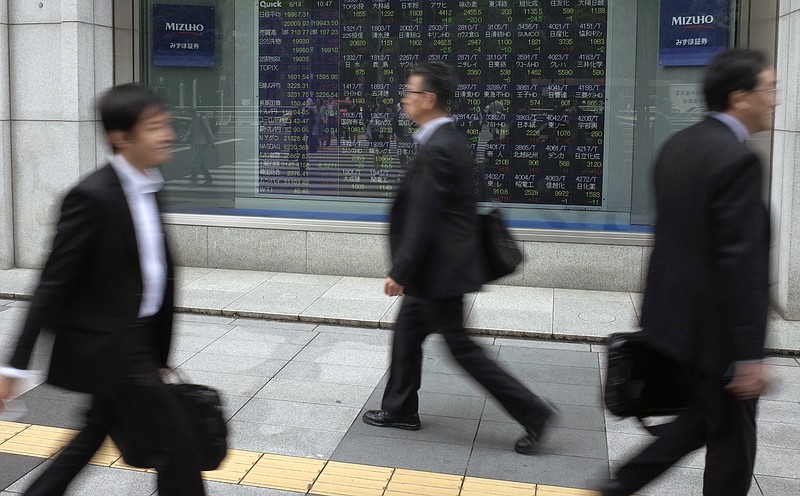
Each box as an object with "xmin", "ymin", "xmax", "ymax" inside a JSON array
[
  {"xmin": 659, "ymin": 0, "xmax": 729, "ymax": 66},
  {"xmin": 152, "ymin": 4, "xmax": 216, "ymax": 67}
]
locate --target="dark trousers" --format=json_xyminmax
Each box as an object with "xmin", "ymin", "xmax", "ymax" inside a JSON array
[
  {"xmin": 190, "ymin": 144, "xmax": 213, "ymax": 183},
  {"xmin": 381, "ymin": 295, "xmax": 550, "ymax": 430},
  {"xmin": 23, "ymin": 325, "xmax": 205, "ymax": 496},
  {"xmin": 609, "ymin": 377, "xmax": 757, "ymax": 496}
]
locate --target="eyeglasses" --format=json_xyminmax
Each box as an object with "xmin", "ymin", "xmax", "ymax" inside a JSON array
[{"xmin": 401, "ymin": 90, "xmax": 428, "ymax": 97}]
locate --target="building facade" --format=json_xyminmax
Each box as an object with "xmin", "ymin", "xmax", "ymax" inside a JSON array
[{"xmin": 2, "ymin": 1, "xmax": 799, "ymax": 318}]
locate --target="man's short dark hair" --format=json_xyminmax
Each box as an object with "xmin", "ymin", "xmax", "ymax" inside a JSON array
[
  {"xmin": 410, "ymin": 62, "xmax": 456, "ymax": 111},
  {"xmin": 98, "ymin": 83, "xmax": 167, "ymax": 134},
  {"xmin": 703, "ymin": 49, "xmax": 768, "ymax": 112}
]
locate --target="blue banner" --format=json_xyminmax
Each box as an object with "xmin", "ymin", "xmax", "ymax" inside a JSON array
[
  {"xmin": 152, "ymin": 4, "xmax": 216, "ymax": 67},
  {"xmin": 659, "ymin": 0, "xmax": 730, "ymax": 66}
]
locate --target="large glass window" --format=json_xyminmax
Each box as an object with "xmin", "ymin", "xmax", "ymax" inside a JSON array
[{"xmin": 143, "ymin": 0, "xmax": 735, "ymax": 232}]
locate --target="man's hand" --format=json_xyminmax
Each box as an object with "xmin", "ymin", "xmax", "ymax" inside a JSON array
[
  {"xmin": 0, "ymin": 376, "xmax": 17, "ymax": 401},
  {"xmin": 724, "ymin": 361, "xmax": 766, "ymax": 400},
  {"xmin": 384, "ymin": 277, "xmax": 405, "ymax": 297}
]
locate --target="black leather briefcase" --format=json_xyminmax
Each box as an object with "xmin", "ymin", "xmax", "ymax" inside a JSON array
[
  {"xmin": 112, "ymin": 381, "xmax": 228, "ymax": 471},
  {"xmin": 479, "ymin": 208, "xmax": 523, "ymax": 282},
  {"xmin": 604, "ymin": 331, "xmax": 696, "ymax": 419}
]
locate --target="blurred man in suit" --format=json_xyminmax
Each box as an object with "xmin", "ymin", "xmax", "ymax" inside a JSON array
[
  {"xmin": 0, "ymin": 84, "xmax": 205, "ymax": 495},
  {"xmin": 601, "ymin": 48, "xmax": 776, "ymax": 495},
  {"xmin": 362, "ymin": 62, "xmax": 555, "ymax": 454}
]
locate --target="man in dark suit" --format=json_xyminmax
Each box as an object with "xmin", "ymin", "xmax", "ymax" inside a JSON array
[
  {"xmin": 362, "ymin": 62, "xmax": 555, "ymax": 454},
  {"xmin": 0, "ymin": 84, "xmax": 205, "ymax": 495},
  {"xmin": 601, "ymin": 49, "xmax": 776, "ymax": 495}
]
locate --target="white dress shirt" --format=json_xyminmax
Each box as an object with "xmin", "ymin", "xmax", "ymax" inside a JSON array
[
  {"xmin": 412, "ymin": 116, "xmax": 454, "ymax": 145},
  {"xmin": 109, "ymin": 154, "xmax": 168, "ymax": 318},
  {"xmin": 1, "ymin": 157, "xmax": 167, "ymax": 379}
]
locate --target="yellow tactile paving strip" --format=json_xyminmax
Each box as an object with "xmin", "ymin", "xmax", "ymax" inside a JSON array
[{"xmin": 0, "ymin": 421, "xmax": 601, "ymax": 496}]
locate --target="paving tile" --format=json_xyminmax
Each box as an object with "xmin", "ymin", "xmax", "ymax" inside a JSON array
[
  {"xmin": 380, "ymin": 297, "xmax": 403, "ymax": 327},
  {"xmin": 306, "ymin": 331, "xmax": 392, "ymax": 350},
  {"xmin": 421, "ymin": 338, "xmax": 497, "ymax": 358},
  {"xmin": 311, "ymin": 324, "xmax": 393, "ymax": 337},
  {"xmin": 231, "ymin": 398, "xmax": 360, "ymax": 433},
  {"xmin": 174, "ymin": 312, "xmax": 238, "ymax": 326},
  {"xmin": 311, "ymin": 460, "xmax": 392, "ymax": 496},
  {"xmin": 170, "ymin": 334, "xmax": 218, "ymax": 354},
  {"xmin": 255, "ymin": 378, "xmax": 374, "ymax": 408},
  {"xmin": 0, "ymin": 307, "xmax": 28, "ymax": 322},
  {"xmin": 553, "ymin": 296, "xmax": 639, "ymax": 339},
  {"xmin": 174, "ymin": 266, "xmax": 215, "ymax": 287},
  {"xmin": 491, "ymin": 360, "xmax": 601, "ymax": 389},
  {"xmin": 273, "ymin": 361, "xmax": 387, "ymax": 387},
  {"xmin": 223, "ymin": 283, "xmax": 329, "ymax": 317},
  {"xmin": 475, "ymin": 421, "xmax": 608, "ymax": 459},
  {"xmin": 7, "ymin": 462, "xmax": 156, "ymax": 495},
  {"xmin": 227, "ymin": 420, "xmax": 344, "ymax": 459},
  {"xmin": 300, "ymin": 298, "xmax": 395, "ymax": 326},
  {"xmin": 349, "ymin": 411, "xmax": 481, "ymax": 446},
  {"xmin": 757, "ymin": 420, "xmax": 800, "ymax": 450},
  {"xmin": 173, "ymin": 320, "xmax": 235, "ymax": 339},
  {"xmin": 466, "ymin": 447, "xmax": 607, "ymax": 489},
  {"xmin": 233, "ymin": 318, "xmax": 319, "ymax": 332},
  {"xmin": 9, "ymin": 396, "xmax": 87, "ymax": 430},
  {"xmin": 496, "ymin": 347, "xmax": 599, "ymax": 369},
  {"xmin": 509, "ymin": 382, "xmax": 602, "ymax": 408},
  {"xmin": 206, "ymin": 480, "xmax": 304, "ymax": 496},
  {"xmin": 755, "ymin": 475, "xmax": 800, "ymax": 496},
  {"xmin": 0, "ymin": 269, "xmax": 39, "ymax": 297},
  {"xmin": 553, "ymin": 289, "xmax": 633, "ymax": 303},
  {"xmin": 174, "ymin": 369, "xmax": 271, "ymax": 398},
  {"xmin": 0, "ymin": 453, "xmax": 44, "ymax": 491},
  {"xmin": 290, "ymin": 346, "xmax": 390, "ymax": 370},
  {"xmin": 385, "ymin": 469, "xmax": 463, "ymax": 496},
  {"xmin": 178, "ymin": 352, "xmax": 288, "ymax": 377},
  {"xmin": 757, "ymin": 399, "xmax": 800, "ymax": 424},
  {"xmin": 319, "ymin": 277, "xmax": 393, "ymax": 301},
  {"xmin": 220, "ymin": 395, "xmax": 251, "ymax": 422},
  {"xmin": 201, "ymin": 339, "xmax": 304, "ymax": 360},
  {"xmin": 466, "ymin": 305, "xmax": 552, "ymax": 336},
  {"xmin": 223, "ymin": 325, "xmax": 318, "ymax": 345},
  {"xmin": 184, "ymin": 269, "xmax": 274, "ymax": 293},
  {"xmin": 176, "ymin": 289, "xmax": 247, "ymax": 312},
  {"xmin": 332, "ymin": 433, "xmax": 472, "ymax": 475},
  {"xmin": 753, "ymin": 445, "xmax": 800, "ymax": 478},
  {"xmin": 268, "ymin": 273, "xmax": 341, "ymax": 285},
  {"xmin": 493, "ymin": 337, "xmax": 592, "ymax": 352},
  {"xmin": 482, "ymin": 399, "xmax": 606, "ymax": 431}
]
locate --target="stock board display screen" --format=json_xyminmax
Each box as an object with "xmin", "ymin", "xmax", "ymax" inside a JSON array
[{"xmin": 258, "ymin": 0, "xmax": 607, "ymax": 207}]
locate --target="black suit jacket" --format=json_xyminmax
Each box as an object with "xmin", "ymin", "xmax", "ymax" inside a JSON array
[
  {"xmin": 389, "ymin": 123, "xmax": 483, "ymax": 299},
  {"xmin": 641, "ymin": 117, "xmax": 770, "ymax": 377},
  {"xmin": 9, "ymin": 164, "xmax": 175, "ymax": 394}
]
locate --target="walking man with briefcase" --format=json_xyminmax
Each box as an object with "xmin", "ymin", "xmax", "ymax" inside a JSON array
[
  {"xmin": 600, "ymin": 48, "xmax": 775, "ymax": 496},
  {"xmin": 0, "ymin": 84, "xmax": 206, "ymax": 495},
  {"xmin": 362, "ymin": 62, "xmax": 556, "ymax": 454}
]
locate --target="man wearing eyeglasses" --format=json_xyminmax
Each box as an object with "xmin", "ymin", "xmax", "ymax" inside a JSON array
[
  {"xmin": 600, "ymin": 48, "xmax": 776, "ymax": 496},
  {"xmin": 362, "ymin": 62, "xmax": 556, "ymax": 455}
]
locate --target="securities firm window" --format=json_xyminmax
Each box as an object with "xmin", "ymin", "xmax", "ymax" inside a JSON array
[{"xmin": 145, "ymin": 0, "xmax": 729, "ymax": 233}]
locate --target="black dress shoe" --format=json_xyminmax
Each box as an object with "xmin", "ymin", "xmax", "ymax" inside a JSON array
[
  {"xmin": 515, "ymin": 400, "xmax": 558, "ymax": 454},
  {"xmin": 362, "ymin": 410, "xmax": 421, "ymax": 431}
]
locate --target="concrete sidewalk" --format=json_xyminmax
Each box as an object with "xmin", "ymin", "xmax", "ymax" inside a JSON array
[
  {"xmin": 0, "ymin": 267, "xmax": 798, "ymax": 496},
  {"xmin": 0, "ymin": 267, "xmax": 798, "ymax": 354}
]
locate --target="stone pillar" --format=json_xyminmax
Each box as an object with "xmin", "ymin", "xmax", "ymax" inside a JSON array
[
  {"xmin": 772, "ymin": 2, "xmax": 800, "ymax": 318},
  {"xmin": 1, "ymin": 2, "xmax": 12, "ymax": 269},
  {"xmin": 8, "ymin": 0, "xmax": 113, "ymax": 268}
]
